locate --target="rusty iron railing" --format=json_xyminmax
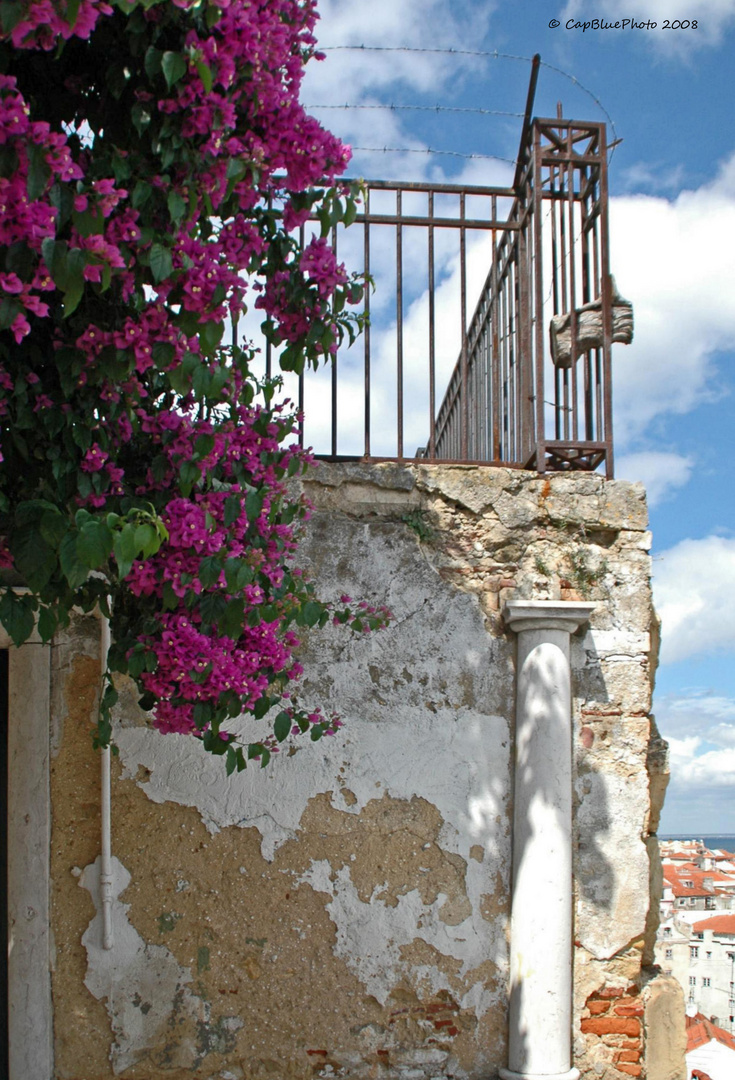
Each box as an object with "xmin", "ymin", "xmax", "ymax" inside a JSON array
[
  {"xmin": 431, "ymin": 116, "xmax": 615, "ymax": 476},
  {"xmin": 284, "ymin": 69, "xmax": 619, "ymax": 476}
]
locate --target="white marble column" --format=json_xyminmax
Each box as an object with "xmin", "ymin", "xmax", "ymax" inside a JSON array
[{"xmin": 500, "ymin": 600, "xmax": 594, "ymax": 1080}]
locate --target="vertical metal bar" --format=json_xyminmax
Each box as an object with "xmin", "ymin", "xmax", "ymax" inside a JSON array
[
  {"xmin": 580, "ymin": 165, "xmax": 593, "ymax": 441},
  {"xmin": 331, "ymin": 222, "xmax": 338, "ymax": 457},
  {"xmin": 565, "ymin": 131, "xmax": 579, "ymax": 445},
  {"xmin": 265, "ymin": 192, "xmax": 274, "ymax": 380},
  {"xmin": 598, "ymin": 124, "xmax": 614, "ymax": 478},
  {"xmin": 99, "ymin": 615, "xmax": 113, "ymax": 951},
  {"xmin": 532, "ymin": 121, "xmax": 546, "ymax": 471},
  {"xmin": 460, "ymin": 192, "xmax": 468, "ymax": 460},
  {"xmin": 298, "ymin": 369, "xmax": 304, "ymax": 449},
  {"xmin": 550, "ymin": 164, "xmax": 562, "ymax": 441},
  {"xmin": 428, "ymin": 190, "xmax": 436, "ymax": 458},
  {"xmin": 592, "ymin": 172, "xmax": 603, "ymax": 443},
  {"xmin": 491, "ymin": 200, "xmax": 501, "ymax": 460},
  {"xmin": 364, "ymin": 187, "xmax": 371, "ymax": 459},
  {"xmin": 396, "ymin": 189, "xmax": 404, "ymax": 459}
]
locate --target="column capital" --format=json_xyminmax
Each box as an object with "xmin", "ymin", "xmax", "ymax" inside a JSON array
[{"xmin": 503, "ymin": 599, "xmax": 595, "ymax": 635}]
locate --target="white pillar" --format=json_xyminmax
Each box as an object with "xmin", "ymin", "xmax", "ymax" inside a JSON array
[{"xmin": 500, "ymin": 600, "xmax": 594, "ymax": 1080}]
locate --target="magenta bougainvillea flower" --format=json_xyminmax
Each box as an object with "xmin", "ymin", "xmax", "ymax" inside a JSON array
[{"xmin": 0, "ymin": 0, "xmax": 388, "ymax": 770}]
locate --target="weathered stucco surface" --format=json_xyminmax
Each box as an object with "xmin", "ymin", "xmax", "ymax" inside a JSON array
[{"xmin": 47, "ymin": 463, "xmax": 679, "ymax": 1079}]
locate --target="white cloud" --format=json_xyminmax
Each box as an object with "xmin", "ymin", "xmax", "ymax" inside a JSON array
[
  {"xmin": 305, "ymin": 0, "xmax": 493, "ymax": 102},
  {"xmin": 654, "ymin": 693, "xmax": 735, "ymax": 830},
  {"xmin": 562, "ymin": 0, "xmax": 735, "ymax": 50},
  {"xmin": 654, "ymin": 536, "xmax": 735, "ymax": 664},
  {"xmin": 666, "ymin": 738, "xmax": 735, "ymax": 789},
  {"xmin": 609, "ymin": 155, "xmax": 735, "ymax": 445},
  {"xmin": 616, "ymin": 450, "xmax": 693, "ymax": 506}
]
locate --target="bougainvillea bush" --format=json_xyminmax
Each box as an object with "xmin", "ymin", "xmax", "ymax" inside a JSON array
[{"xmin": 0, "ymin": 0, "xmax": 388, "ymax": 770}]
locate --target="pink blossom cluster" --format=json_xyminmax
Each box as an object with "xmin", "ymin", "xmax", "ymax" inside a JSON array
[
  {"xmin": 140, "ymin": 613, "xmax": 296, "ymax": 736},
  {"xmin": 120, "ymin": 401, "xmax": 310, "ymax": 735},
  {"xmin": 8, "ymin": 0, "xmax": 112, "ymax": 50},
  {"xmin": 0, "ymin": 74, "xmax": 81, "ymax": 342},
  {"xmin": 0, "ymin": 1, "xmax": 377, "ymax": 759}
]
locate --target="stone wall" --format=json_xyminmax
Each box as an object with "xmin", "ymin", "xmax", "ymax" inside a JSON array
[{"xmin": 46, "ymin": 462, "xmax": 683, "ymax": 1079}]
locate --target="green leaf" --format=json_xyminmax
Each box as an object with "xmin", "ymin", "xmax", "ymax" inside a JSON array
[
  {"xmin": 161, "ymin": 51, "xmax": 188, "ymax": 90},
  {"xmin": 167, "ymin": 190, "xmax": 187, "ymax": 223},
  {"xmin": 252, "ymin": 696, "xmax": 271, "ymax": 720},
  {"xmin": 60, "ymin": 531, "xmax": 89, "ymax": 589},
  {"xmin": 245, "ymin": 490, "xmax": 263, "ymax": 524},
  {"xmin": 199, "ymin": 591, "xmax": 227, "ymax": 627},
  {"xmin": 72, "ymin": 206, "xmax": 105, "ymax": 238},
  {"xmin": 10, "ymin": 525, "xmax": 57, "ymax": 591},
  {"xmin": 37, "ymin": 605, "xmax": 58, "ymax": 643},
  {"xmin": 224, "ymin": 495, "xmax": 241, "ymax": 527},
  {"xmin": 194, "ymin": 432, "xmax": 215, "ymax": 460},
  {"xmin": 225, "ymin": 745, "xmax": 237, "ymax": 776},
  {"xmin": 0, "ymin": 1, "xmax": 24, "ymax": 34},
  {"xmin": 0, "ymin": 297, "xmax": 20, "ymax": 331},
  {"xmin": 26, "ymin": 143, "xmax": 51, "ymax": 201},
  {"xmin": 274, "ymin": 711, "xmax": 291, "ymax": 742},
  {"xmin": 198, "ymin": 556, "xmax": 222, "ymax": 589},
  {"xmin": 77, "ymin": 522, "xmax": 114, "ymax": 568},
  {"xmin": 195, "ymin": 60, "xmax": 213, "ymax": 93},
  {"xmin": 5, "ymin": 242, "xmax": 35, "ymax": 279},
  {"xmin": 41, "ymin": 238, "xmax": 69, "ymax": 290},
  {"xmin": 62, "ymin": 248, "xmax": 87, "ymax": 318},
  {"xmin": 198, "ymin": 319, "xmax": 224, "ymax": 356},
  {"xmin": 66, "ymin": 0, "xmax": 81, "ymax": 30},
  {"xmin": 132, "ymin": 181, "xmax": 152, "ymax": 210},
  {"xmin": 149, "ymin": 243, "xmax": 173, "ymax": 285},
  {"xmin": 219, "ymin": 598, "xmax": 244, "ymax": 639},
  {"xmin": 302, "ymin": 600, "xmax": 323, "ymax": 628},
  {"xmin": 0, "ymin": 590, "xmax": 36, "ymax": 647},
  {"xmin": 134, "ymin": 522, "xmax": 159, "ymax": 557},
  {"xmin": 144, "ymin": 46, "xmax": 163, "ymax": 80},
  {"xmin": 113, "ymin": 524, "xmax": 138, "ymax": 579}
]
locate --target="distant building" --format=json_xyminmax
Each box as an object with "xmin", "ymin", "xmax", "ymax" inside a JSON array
[
  {"xmin": 686, "ymin": 1010, "xmax": 735, "ymax": 1080},
  {"xmin": 657, "ymin": 845, "xmax": 735, "ymax": 1034}
]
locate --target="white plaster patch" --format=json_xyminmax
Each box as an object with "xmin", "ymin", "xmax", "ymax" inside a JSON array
[
  {"xmin": 116, "ymin": 711, "xmax": 510, "ymax": 865},
  {"xmin": 80, "ymin": 855, "xmax": 242, "ymax": 1074},
  {"xmin": 114, "ymin": 712, "xmax": 511, "ymax": 1018},
  {"xmin": 297, "ymin": 860, "xmax": 502, "ymax": 1019}
]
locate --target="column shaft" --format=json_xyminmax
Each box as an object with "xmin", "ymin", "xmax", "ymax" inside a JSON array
[{"xmin": 501, "ymin": 601, "xmax": 593, "ymax": 1080}]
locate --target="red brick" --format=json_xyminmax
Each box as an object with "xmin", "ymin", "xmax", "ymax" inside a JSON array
[
  {"xmin": 580, "ymin": 1017, "xmax": 641, "ymax": 1037},
  {"xmin": 617, "ymin": 1066, "xmax": 642, "ymax": 1077},
  {"xmin": 596, "ymin": 986, "xmax": 627, "ymax": 999},
  {"xmin": 622, "ymin": 1040, "xmax": 642, "ymax": 1050},
  {"xmin": 588, "ymin": 1001, "xmax": 611, "ymax": 1016},
  {"xmin": 616, "ymin": 1050, "xmax": 642, "ymax": 1063},
  {"xmin": 614, "ymin": 1004, "xmax": 644, "ymax": 1017}
]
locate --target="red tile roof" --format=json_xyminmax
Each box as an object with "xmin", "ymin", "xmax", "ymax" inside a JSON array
[
  {"xmin": 686, "ymin": 1014, "xmax": 735, "ymax": 1054},
  {"xmin": 692, "ymin": 914, "xmax": 735, "ymax": 935}
]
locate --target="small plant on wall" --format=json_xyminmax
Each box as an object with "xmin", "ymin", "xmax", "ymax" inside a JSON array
[{"xmin": 0, "ymin": 0, "xmax": 389, "ymax": 770}]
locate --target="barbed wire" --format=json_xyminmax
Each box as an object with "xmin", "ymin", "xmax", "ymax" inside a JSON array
[
  {"xmin": 319, "ymin": 46, "xmax": 618, "ymax": 148},
  {"xmin": 349, "ymin": 145, "xmax": 517, "ymax": 164},
  {"xmin": 306, "ymin": 103, "xmax": 525, "ymax": 119}
]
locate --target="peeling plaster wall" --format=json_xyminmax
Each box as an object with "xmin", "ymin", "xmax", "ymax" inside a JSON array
[{"xmin": 47, "ymin": 463, "xmax": 679, "ymax": 1079}]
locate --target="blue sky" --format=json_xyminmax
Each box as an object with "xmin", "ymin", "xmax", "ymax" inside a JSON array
[{"xmin": 300, "ymin": 0, "xmax": 735, "ymax": 835}]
